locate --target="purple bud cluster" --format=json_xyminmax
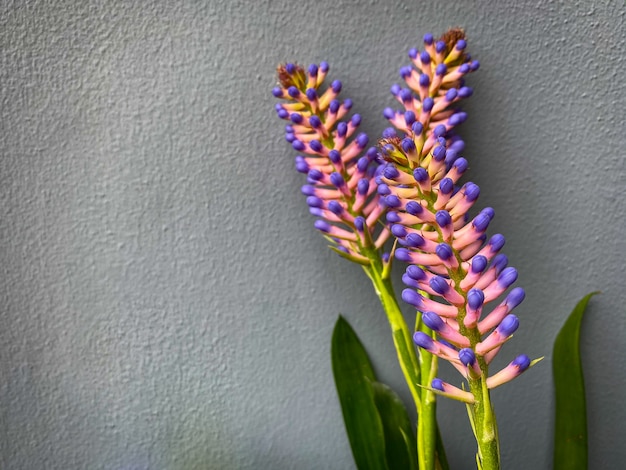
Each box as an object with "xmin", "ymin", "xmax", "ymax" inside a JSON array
[
  {"xmin": 380, "ymin": 31, "xmax": 530, "ymax": 400},
  {"xmin": 273, "ymin": 62, "xmax": 389, "ymax": 264}
]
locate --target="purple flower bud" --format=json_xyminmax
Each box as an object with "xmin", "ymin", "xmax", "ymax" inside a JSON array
[
  {"xmin": 277, "ymin": 108, "xmax": 289, "ymax": 119},
  {"xmin": 382, "ymin": 128, "xmax": 397, "ymax": 140},
  {"xmin": 411, "ymin": 122, "xmax": 424, "ymax": 134},
  {"xmin": 383, "ymin": 107, "xmax": 396, "ymax": 120},
  {"xmin": 328, "ymin": 200, "xmax": 343, "ymax": 215},
  {"xmin": 467, "ymin": 289, "xmax": 485, "ymax": 309},
  {"xmin": 492, "ymin": 254, "xmax": 509, "ymax": 274},
  {"xmin": 384, "ymin": 166, "xmax": 399, "ymax": 179},
  {"xmin": 512, "ymin": 354, "xmax": 531, "ymax": 371},
  {"xmin": 435, "ymin": 41, "xmax": 446, "ymax": 53},
  {"xmin": 354, "ymin": 216, "xmax": 365, "ymax": 232},
  {"xmin": 459, "ymin": 348, "xmax": 476, "ymax": 366},
  {"xmin": 406, "ymin": 201, "xmax": 423, "ymax": 216},
  {"xmin": 400, "ymin": 66, "xmax": 412, "ymax": 78},
  {"xmin": 328, "ymin": 149, "xmax": 341, "ymax": 164},
  {"xmin": 413, "ymin": 167, "xmax": 429, "ymax": 183},
  {"xmin": 459, "ymin": 64, "xmax": 470, "ymax": 74},
  {"xmin": 343, "ymin": 98, "xmax": 353, "ymax": 109},
  {"xmin": 308, "ymin": 169, "xmax": 323, "ymax": 181},
  {"xmin": 384, "ymin": 195, "xmax": 401, "ymax": 208},
  {"xmin": 423, "ymin": 97, "xmax": 434, "ymax": 112},
  {"xmin": 419, "ymin": 74, "xmax": 430, "ymax": 87},
  {"xmin": 431, "ymin": 378, "xmax": 444, "ymax": 391},
  {"xmin": 422, "ymin": 311, "xmax": 445, "ymax": 331},
  {"xmin": 456, "ymin": 39, "xmax": 467, "ymax": 50},
  {"xmin": 307, "ymin": 116, "xmax": 321, "ymax": 130},
  {"xmin": 396, "ymin": 248, "xmax": 416, "ymax": 264},
  {"xmin": 356, "ymin": 133, "xmax": 369, "ymax": 148},
  {"xmin": 414, "ymin": 332, "xmax": 435, "ymax": 350},
  {"xmin": 489, "ymin": 234, "xmax": 506, "ymax": 252},
  {"xmin": 498, "ymin": 267, "xmax": 518, "ymax": 288},
  {"xmin": 434, "ymin": 125, "xmax": 447, "ymax": 138},
  {"xmin": 433, "ymin": 144, "xmax": 447, "ymax": 161},
  {"xmin": 308, "ymin": 63, "xmax": 318, "ymax": 76},
  {"xmin": 423, "ymin": 33, "xmax": 434, "ymax": 45},
  {"xmin": 408, "ymin": 48, "xmax": 418, "ymax": 59},
  {"xmin": 386, "ymin": 211, "xmax": 400, "ymax": 223},
  {"xmin": 405, "ymin": 111, "xmax": 416, "ymax": 126},
  {"xmin": 473, "ymin": 211, "xmax": 493, "ymax": 232},
  {"xmin": 435, "ymin": 63, "xmax": 447, "ymax": 76},
  {"xmin": 314, "ymin": 220, "xmax": 331, "ymax": 232},
  {"xmin": 330, "ymin": 172, "xmax": 345, "ymax": 188},
  {"xmin": 458, "ymin": 86, "xmax": 473, "ymax": 98},
  {"xmin": 445, "ymin": 88, "xmax": 458, "ymax": 101},
  {"xmin": 306, "ymin": 88, "xmax": 318, "ymax": 101},
  {"xmin": 377, "ymin": 183, "xmax": 391, "ymax": 195},
  {"xmin": 337, "ymin": 122, "xmax": 348, "ymax": 137},
  {"xmin": 310, "ymin": 140, "xmax": 323, "ymax": 152},
  {"xmin": 351, "ymin": 114, "xmax": 362, "ymax": 126},
  {"xmin": 405, "ymin": 233, "xmax": 425, "ymax": 248},
  {"xmin": 471, "ymin": 255, "xmax": 488, "ymax": 273},
  {"xmin": 406, "ymin": 265, "xmax": 426, "ymax": 280},
  {"xmin": 429, "ymin": 276, "xmax": 450, "ymax": 295},
  {"xmin": 290, "ymin": 113, "xmax": 303, "ymax": 124},
  {"xmin": 449, "ymin": 112, "xmax": 467, "ymax": 126},
  {"xmin": 506, "ymin": 287, "xmax": 526, "ymax": 309},
  {"xmin": 272, "ymin": 86, "xmax": 283, "ymax": 97},
  {"xmin": 439, "ymin": 178, "xmax": 454, "ymax": 194},
  {"xmin": 306, "ymin": 196, "xmax": 324, "ymax": 208},
  {"xmin": 329, "ymin": 100, "xmax": 341, "ymax": 113},
  {"xmin": 470, "ymin": 60, "xmax": 480, "ymax": 71},
  {"xmin": 331, "ymin": 80, "xmax": 342, "ymax": 93},
  {"xmin": 285, "ymin": 63, "xmax": 296, "ymax": 74},
  {"xmin": 391, "ymin": 224, "xmax": 407, "ymax": 238},
  {"xmin": 464, "ymin": 183, "xmax": 480, "ymax": 201},
  {"xmin": 287, "ymin": 86, "xmax": 300, "ymax": 98},
  {"xmin": 390, "ymin": 83, "xmax": 401, "ymax": 96},
  {"xmin": 436, "ymin": 243, "xmax": 454, "ymax": 261},
  {"xmin": 285, "ymin": 133, "xmax": 295, "ymax": 143},
  {"xmin": 420, "ymin": 51, "xmax": 431, "ymax": 64},
  {"xmin": 357, "ymin": 156, "xmax": 369, "ymax": 172},
  {"xmin": 294, "ymin": 158, "xmax": 309, "ymax": 173},
  {"xmin": 320, "ymin": 61, "xmax": 329, "ymax": 72},
  {"xmin": 436, "ymin": 210, "xmax": 452, "ymax": 227},
  {"xmin": 453, "ymin": 157, "xmax": 468, "ymax": 173},
  {"xmin": 498, "ymin": 314, "xmax": 519, "ymax": 336},
  {"xmin": 357, "ymin": 179, "xmax": 369, "ymax": 195},
  {"xmin": 400, "ymin": 89, "xmax": 413, "ymax": 103},
  {"xmin": 292, "ymin": 140, "xmax": 305, "ymax": 151},
  {"xmin": 402, "ymin": 138, "xmax": 416, "ymax": 153}
]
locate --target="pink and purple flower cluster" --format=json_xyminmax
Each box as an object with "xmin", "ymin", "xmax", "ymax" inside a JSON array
[
  {"xmin": 273, "ymin": 63, "xmax": 389, "ymax": 264},
  {"xmin": 378, "ymin": 30, "xmax": 531, "ymax": 402}
]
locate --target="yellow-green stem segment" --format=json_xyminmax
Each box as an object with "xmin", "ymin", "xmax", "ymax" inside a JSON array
[{"xmin": 362, "ymin": 246, "xmax": 441, "ymax": 470}]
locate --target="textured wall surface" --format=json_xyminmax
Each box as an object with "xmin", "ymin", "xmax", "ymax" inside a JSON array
[{"xmin": 0, "ymin": 0, "xmax": 624, "ymax": 468}]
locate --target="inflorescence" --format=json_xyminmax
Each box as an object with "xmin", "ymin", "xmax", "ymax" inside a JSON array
[
  {"xmin": 377, "ymin": 30, "xmax": 531, "ymax": 402},
  {"xmin": 273, "ymin": 62, "xmax": 389, "ymax": 264}
]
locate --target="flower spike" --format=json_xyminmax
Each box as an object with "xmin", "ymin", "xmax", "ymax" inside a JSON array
[{"xmin": 273, "ymin": 63, "xmax": 389, "ymax": 262}]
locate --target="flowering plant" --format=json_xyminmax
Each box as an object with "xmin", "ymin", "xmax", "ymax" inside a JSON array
[{"xmin": 272, "ymin": 29, "xmax": 593, "ymax": 470}]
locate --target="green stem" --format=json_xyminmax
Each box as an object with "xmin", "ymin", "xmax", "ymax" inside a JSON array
[
  {"xmin": 362, "ymin": 248, "xmax": 440, "ymax": 470},
  {"xmin": 468, "ymin": 375, "xmax": 500, "ymax": 469}
]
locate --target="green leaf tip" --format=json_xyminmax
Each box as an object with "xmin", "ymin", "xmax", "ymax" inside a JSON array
[{"xmin": 552, "ymin": 291, "xmax": 598, "ymax": 470}]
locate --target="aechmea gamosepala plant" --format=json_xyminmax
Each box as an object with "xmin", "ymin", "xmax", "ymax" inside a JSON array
[
  {"xmin": 377, "ymin": 30, "xmax": 537, "ymax": 469},
  {"xmin": 272, "ymin": 62, "xmax": 390, "ymax": 265}
]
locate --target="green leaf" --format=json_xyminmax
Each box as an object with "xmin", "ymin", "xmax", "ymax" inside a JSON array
[
  {"xmin": 552, "ymin": 292, "xmax": 598, "ymax": 470},
  {"xmin": 331, "ymin": 316, "xmax": 388, "ymax": 470},
  {"xmin": 372, "ymin": 381, "xmax": 418, "ymax": 470}
]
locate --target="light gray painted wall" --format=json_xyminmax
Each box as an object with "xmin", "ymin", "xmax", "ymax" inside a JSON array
[{"xmin": 1, "ymin": 0, "xmax": 624, "ymax": 468}]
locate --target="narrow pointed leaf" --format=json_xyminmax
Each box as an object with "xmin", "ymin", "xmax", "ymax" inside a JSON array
[
  {"xmin": 552, "ymin": 292, "xmax": 598, "ymax": 470},
  {"xmin": 372, "ymin": 381, "xmax": 418, "ymax": 470},
  {"xmin": 331, "ymin": 316, "xmax": 388, "ymax": 470}
]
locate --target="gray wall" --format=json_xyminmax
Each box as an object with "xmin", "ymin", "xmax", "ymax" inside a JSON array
[{"xmin": 1, "ymin": 0, "xmax": 624, "ymax": 468}]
